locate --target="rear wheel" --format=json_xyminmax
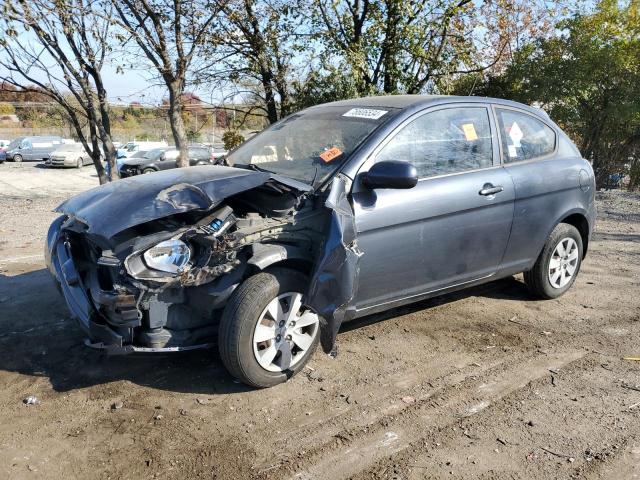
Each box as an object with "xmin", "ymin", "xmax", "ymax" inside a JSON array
[
  {"xmin": 142, "ymin": 168, "xmax": 155, "ymax": 174},
  {"xmin": 219, "ymin": 268, "xmax": 319, "ymax": 388},
  {"xmin": 524, "ymin": 223, "xmax": 583, "ymax": 299},
  {"xmin": 13, "ymin": 154, "xmax": 22, "ymax": 163}
]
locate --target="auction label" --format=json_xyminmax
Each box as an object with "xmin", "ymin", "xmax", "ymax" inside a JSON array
[{"xmin": 343, "ymin": 108, "xmax": 388, "ymax": 120}]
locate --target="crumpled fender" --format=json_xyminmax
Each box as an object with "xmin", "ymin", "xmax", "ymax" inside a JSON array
[{"xmin": 306, "ymin": 174, "xmax": 362, "ymax": 354}]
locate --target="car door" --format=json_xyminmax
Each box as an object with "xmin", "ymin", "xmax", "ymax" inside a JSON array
[
  {"xmin": 351, "ymin": 104, "xmax": 516, "ymax": 311},
  {"xmin": 492, "ymin": 105, "xmax": 586, "ymax": 272},
  {"xmin": 21, "ymin": 140, "xmax": 34, "ymax": 160}
]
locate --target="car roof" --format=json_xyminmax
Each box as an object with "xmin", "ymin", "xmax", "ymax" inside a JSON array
[{"xmin": 321, "ymin": 94, "xmax": 550, "ymax": 120}]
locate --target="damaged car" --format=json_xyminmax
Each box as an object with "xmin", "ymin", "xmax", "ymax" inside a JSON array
[{"xmin": 46, "ymin": 95, "xmax": 596, "ymax": 387}]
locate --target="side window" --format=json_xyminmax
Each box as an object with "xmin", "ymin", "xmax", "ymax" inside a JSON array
[
  {"xmin": 377, "ymin": 107, "xmax": 493, "ymax": 178},
  {"xmin": 496, "ymin": 108, "xmax": 556, "ymax": 163}
]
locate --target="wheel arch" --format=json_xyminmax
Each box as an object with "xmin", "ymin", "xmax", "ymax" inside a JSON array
[
  {"xmin": 558, "ymin": 211, "xmax": 590, "ymax": 258},
  {"xmin": 246, "ymin": 243, "xmax": 314, "ymax": 276}
]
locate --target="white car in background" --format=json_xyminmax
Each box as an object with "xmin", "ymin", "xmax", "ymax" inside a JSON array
[{"xmin": 118, "ymin": 141, "xmax": 168, "ymax": 158}]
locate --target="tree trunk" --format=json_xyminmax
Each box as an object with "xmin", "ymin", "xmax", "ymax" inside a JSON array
[
  {"xmin": 88, "ymin": 121, "xmax": 109, "ymax": 184},
  {"xmin": 168, "ymin": 87, "xmax": 189, "ymax": 168},
  {"xmin": 261, "ymin": 69, "xmax": 279, "ymax": 124}
]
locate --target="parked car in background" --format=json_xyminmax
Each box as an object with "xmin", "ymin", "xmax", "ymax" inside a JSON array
[
  {"xmin": 46, "ymin": 95, "xmax": 596, "ymax": 388},
  {"xmin": 106, "ymin": 149, "xmax": 150, "ymax": 179},
  {"xmin": 210, "ymin": 146, "xmax": 228, "ymax": 161},
  {"xmin": 119, "ymin": 145, "xmax": 214, "ymax": 176},
  {"xmin": 5, "ymin": 136, "xmax": 64, "ymax": 162},
  {"xmin": 0, "ymin": 149, "xmax": 6, "ymax": 164},
  {"xmin": 0, "ymin": 139, "xmax": 11, "ymax": 150},
  {"xmin": 45, "ymin": 143, "xmax": 93, "ymax": 168},
  {"xmin": 117, "ymin": 140, "xmax": 168, "ymax": 159}
]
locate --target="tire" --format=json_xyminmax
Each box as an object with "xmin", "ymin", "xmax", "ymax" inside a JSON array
[
  {"xmin": 76, "ymin": 157, "xmax": 83, "ymax": 168},
  {"xmin": 142, "ymin": 168, "xmax": 155, "ymax": 174},
  {"xmin": 524, "ymin": 223, "xmax": 583, "ymax": 299},
  {"xmin": 219, "ymin": 268, "xmax": 319, "ymax": 388},
  {"xmin": 13, "ymin": 154, "xmax": 22, "ymax": 163}
]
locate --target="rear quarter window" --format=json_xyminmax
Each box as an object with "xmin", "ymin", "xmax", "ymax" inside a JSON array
[{"xmin": 496, "ymin": 108, "xmax": 556, "ymax": 163}]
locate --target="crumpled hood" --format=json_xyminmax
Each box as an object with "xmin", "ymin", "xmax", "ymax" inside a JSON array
[{"xmin": 55, "ymin": 165, "xmax": 270, "ymax": 239}]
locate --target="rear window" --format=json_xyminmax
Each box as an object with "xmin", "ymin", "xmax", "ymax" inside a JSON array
[{"xmin": 496, "ymin": 108, "xmax": 556, "ymax": 163}]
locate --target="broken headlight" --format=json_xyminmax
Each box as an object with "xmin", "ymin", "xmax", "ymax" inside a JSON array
[{"xmin": 143, "ymin": 239, "xmax": 191, "ymax": 274}]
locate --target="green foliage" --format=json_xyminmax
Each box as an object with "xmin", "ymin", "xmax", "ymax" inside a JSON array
[
  {"xmin": 458, "ymin": 0, "xmax": 640, "ymax": 188},
  {"xmin": 186, "ymin": 128, "xmax": 201, "ymax": 142},
  {"xmin": 0, "ymin": 102, "xmax": 14, "ymax": 115},
  {"xmin": 222, "ymin": 130, "xmax": 245, "ymax": 151}
]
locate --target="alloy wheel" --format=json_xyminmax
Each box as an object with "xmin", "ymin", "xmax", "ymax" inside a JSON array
[
  {"xmin": 548, "ymin": 237, "xmax": 579, "ymax": 288},
  {"xmin": 252, "ymin": 292, "xmax": 319, "ymax": 373}
]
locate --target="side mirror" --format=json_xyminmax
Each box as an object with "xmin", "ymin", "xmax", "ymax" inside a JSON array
[{"xmin": 362, "ymin": 160, "xmax": 418, "ymax": 190}]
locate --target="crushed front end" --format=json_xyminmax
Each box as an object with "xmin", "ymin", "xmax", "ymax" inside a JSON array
[{"xmin": 45, "ymin": 166, "xmax": 325, "ymax": 354}]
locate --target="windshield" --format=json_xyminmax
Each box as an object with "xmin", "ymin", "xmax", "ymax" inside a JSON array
[
  {"xmin": 7, "ymin": 139, "xmax": 21, "ymax": 150},
  {"xmin": 227, "ymin": 105, "xmax": 398, "ymax": 186},
  {"xmin": 144, "ymin": 148, "xmax": 168, "ymax": 160}
]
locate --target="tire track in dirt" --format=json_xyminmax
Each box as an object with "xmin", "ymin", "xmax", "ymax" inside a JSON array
[{"xmin": 287, "ymin": 349, "xmax": 585, "ymax": 480}]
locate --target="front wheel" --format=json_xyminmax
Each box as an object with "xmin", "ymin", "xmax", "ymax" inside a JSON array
[
  {"xmin": 142, "ymin": 168, "xmax": 155, "ymax": 174},
  {"xmin": 524, "ymin": 223, "xmax": 583, "ymax": 299},
  {"xmin": 76, "ymin": 157, "xmax": 83, "ymax": 168},
  {"xmin": 218, "ymin": 268, "xmax": 320, "ymax": 388},
  {"xmin": 13, "ymin": 154, "xmax": 22, "ymax": 163}
]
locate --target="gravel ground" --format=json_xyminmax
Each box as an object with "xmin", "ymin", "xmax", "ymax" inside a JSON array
[{"xmin": 0, "ymin": 163, "xmax": 639, "ymax": 479}]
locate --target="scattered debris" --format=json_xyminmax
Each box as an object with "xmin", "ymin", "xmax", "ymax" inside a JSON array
[
  {"xmin": 154, "ymin": 414, "xmax": 163, "ymax": 420},
  {"xmin": 111, "ymin": 401, "xmax": 123, "ymax": 410},
  {"xmin": 401, "ymin": 396, "xmax": 416, "ymax": 405},
  {"xmin": 628, "ymin": 402, "xmax": 640, "ymax": 410},
  {"xmin": 23, "ymin": 396, "xmax": 39, "ymax": 406},
  {"xmin": 540, "ymin": 446, "xmax": 574, "ymax": 458},
  {"xmin": 526, "ymin": 420, "xmax": 535, "ymax": 427},
  {"xmin": 508, "ymin": 316, "xmax": 525, "ymax": 326},
  {"xmin": 196, "ymin": 398, "xmax": 210, "ymax": 405},
  {"xmin": 497, "ymin": 438, "xmax": 508, "ymax": 446},
  {"xmin": 179, "ymin": 409, "xmax": 188, "ymax": 416},
  {"xmin": 621, "ymin": 383, "xmax": 640, "ymax": 393},
  {"xmin": 623, "ymin": 357, "xmax": 640, "ymax": 361},
  {"xmin": 541, "ymin": 331, "xmax": 552, "ymax": 336}
]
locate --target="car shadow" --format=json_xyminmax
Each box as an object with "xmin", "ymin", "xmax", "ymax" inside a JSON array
[
  {"xmin": 0, "ymin": 268, "xmax": 533, "ymax": 395},
  {"xmin": 0, "ymin": 268, "xmax": 250, "ymax": 395},
  {"xmin": 341, "ymin": 276, "xmax": 534, "ymax": 333}
]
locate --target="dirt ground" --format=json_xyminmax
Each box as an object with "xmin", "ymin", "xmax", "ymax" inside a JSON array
[{"xmin": 0, "ymin": 161, "xmax": 639, "ymax": 480}]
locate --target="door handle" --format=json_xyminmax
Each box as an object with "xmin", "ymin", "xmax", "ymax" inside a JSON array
[{"xmin": 479, "ymin": 184, "xmax": 504, "ymax": 196}]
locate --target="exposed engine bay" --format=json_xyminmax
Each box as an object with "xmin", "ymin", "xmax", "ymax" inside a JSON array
[{"xmin": 48, "ymin": 175, "xmax": 329, "ymax": 353}]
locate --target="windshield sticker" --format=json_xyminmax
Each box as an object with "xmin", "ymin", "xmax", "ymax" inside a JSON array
[
  {"xmin": 508, "ymin": 145, "xmax": 518, "ymax": 157},
  {"xmin": 319, "ymin": 147, "xmax": 343, "ymax": 163},
  {"xmin": 342, "ymin": 108, "xmax": 388, "ymax": 120},
  {"xmin": 509, "ymin": 122, "xmax": 523, "ymax": 147},
  {"xmin": 461, "ymin": 123, "xmax": 478, "ymax": 141}
]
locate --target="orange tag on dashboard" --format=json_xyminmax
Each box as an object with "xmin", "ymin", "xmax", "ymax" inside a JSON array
[{"xmin": 319, "ymin": 147, "xmax": 343, "ymax": 163}]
